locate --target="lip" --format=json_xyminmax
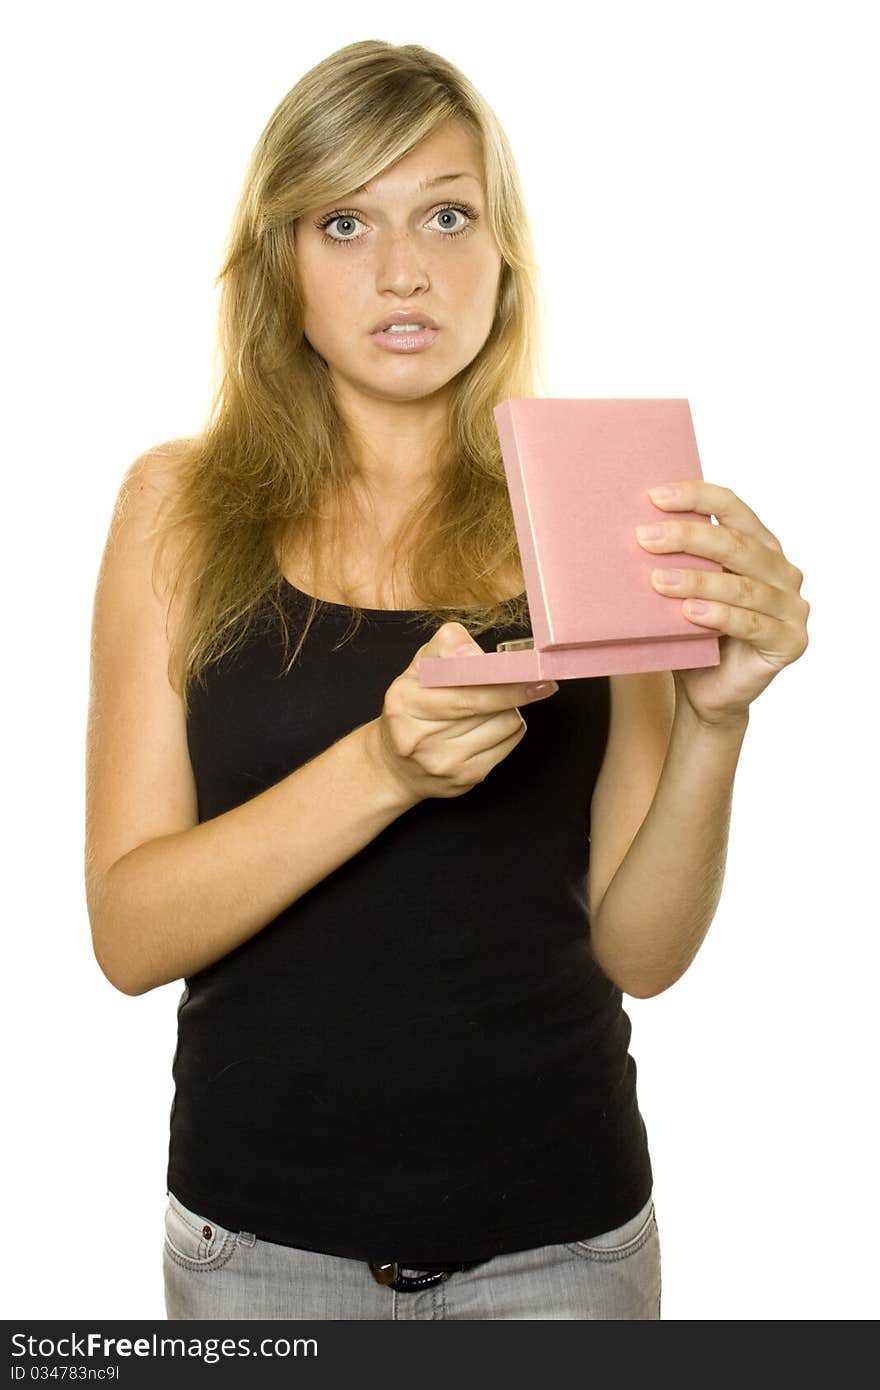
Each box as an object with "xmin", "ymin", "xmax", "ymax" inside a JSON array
[
  {"xmin": 370, "ymin": 310, "xmax": 440, "ymax": 334},
  {"xmin": 371, "ymin": 325, "xmax": 439, "ymax": 353}
]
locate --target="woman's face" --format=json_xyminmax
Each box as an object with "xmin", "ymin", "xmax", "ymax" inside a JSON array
[{"xmin": 294, "ymin": 121, "xmax": 503, "ymax": 407}]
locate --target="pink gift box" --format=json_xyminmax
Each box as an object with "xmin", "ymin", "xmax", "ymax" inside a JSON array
[{"xmin": 417, "ymin": 398, "xmax": 721, "ymax": 687}]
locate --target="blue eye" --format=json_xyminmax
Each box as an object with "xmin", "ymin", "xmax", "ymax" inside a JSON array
[{"xmin": 314, "ymin": 202, "xmax": 479, "ymax": 247}]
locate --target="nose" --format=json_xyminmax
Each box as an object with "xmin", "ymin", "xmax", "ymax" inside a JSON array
[{"xmin": 374, "ymin": 234, "xmax": 430, "ymax": 295}]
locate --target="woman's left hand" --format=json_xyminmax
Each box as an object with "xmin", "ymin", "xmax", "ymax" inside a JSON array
[{"xmin": 636, "ymin": 481, "xmax": 810, "ymax": 728}]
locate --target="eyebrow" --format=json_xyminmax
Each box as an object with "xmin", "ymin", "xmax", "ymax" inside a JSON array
[{"xmin": 351, "ymin": 172, "xmax": 482, "ymax": 195}]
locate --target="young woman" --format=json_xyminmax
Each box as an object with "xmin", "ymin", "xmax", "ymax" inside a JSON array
[{"xmin": 85, "ymin": 41, "xmax": 809, "ymax": 1321}]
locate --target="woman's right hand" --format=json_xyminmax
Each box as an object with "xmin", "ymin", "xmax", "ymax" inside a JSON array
[{"xmin": 368, "ymin": 622, "xmax": 559, "ymax": 803}]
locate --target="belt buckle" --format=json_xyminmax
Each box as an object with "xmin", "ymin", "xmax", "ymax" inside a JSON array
[{"xmin": 368, "ymin": 1260, "xmax": 450, "ymax": 1292}]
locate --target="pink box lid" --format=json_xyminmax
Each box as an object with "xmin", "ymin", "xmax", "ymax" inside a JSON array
[{"xmin": 494, "ymin": 397, "xmax": 722, "ymax": 648}]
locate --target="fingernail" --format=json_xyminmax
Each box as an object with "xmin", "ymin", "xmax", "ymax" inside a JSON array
[
  {"xmin": 525, "ymin": 681, "xmax": 558, "ymax": 699},
  {"xmin": 453, "ymin": 642, "xmax": 478, "ymax": 655},
  {"xmin": 648, "ymin": 486, "xmax": 682, "ymax": 501}
]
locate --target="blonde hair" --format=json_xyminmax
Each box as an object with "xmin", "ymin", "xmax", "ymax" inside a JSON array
[{"xmin": 149, "ymin": 39, "xmax": 548, "ymax": 716}]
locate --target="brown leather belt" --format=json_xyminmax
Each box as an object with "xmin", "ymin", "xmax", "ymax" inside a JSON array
[{"xmin": 368, "ymin": 1258, "xmax": 487, "ymax": 1292}]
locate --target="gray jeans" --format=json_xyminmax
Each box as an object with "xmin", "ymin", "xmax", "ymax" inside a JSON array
[{"xmin": 163, "ymin": 1188, "xmax": 661, "ymax": 1319}]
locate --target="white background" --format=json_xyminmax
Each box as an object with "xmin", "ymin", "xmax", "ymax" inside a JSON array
[{"xmin": 4, "ymin": 0, "xmax": 876, "ymax": 1321}]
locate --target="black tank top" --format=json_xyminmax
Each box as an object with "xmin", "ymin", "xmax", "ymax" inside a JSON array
[{"xmin": 166, "ymin": 579, "xmax": 653, "ymax": 1264}]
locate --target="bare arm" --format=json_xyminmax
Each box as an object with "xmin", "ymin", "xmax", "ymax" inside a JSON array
[
  {"xmin": 90, "ymin": 719, "xmax": 417, "ymax": 996},
  {"xmin": 590, "ymin": 700, "xmax": 749, "ymax": 999}
]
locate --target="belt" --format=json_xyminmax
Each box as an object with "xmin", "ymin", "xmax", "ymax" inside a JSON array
[{"xmin": 368, "ymin": 1258, "xmax": 486, "ymax": 1292}]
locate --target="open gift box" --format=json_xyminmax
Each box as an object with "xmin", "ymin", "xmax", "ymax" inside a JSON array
[{"xmin": 417, "ymin": 397, "xmax": 722, "ymax": 687}]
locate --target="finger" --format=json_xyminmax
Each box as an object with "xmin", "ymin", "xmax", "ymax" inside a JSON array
[
  {"xmin": 676, "ymin": 596, "xmax": 806, "ymax": 662},
  {"xmin": 636, "ymin": 511, "xmax": 786, "ymax": 588},
  {"xmin": 650, "ymin": 566, "xmax": 802, "ymax": 623},
  {"xmin": 461, "ymin": 717, "xmax": 528, "ymax": 776},
  {"xmin": 420, "ymin": 707, "xmax": 526, "ymax": 769},
  {"xmin": 405, "ymin": 670, "xmax": 556, "ymax": 717},
  {"xmin": 646, "ymin": 481, "xmax": 786, "ymax": 555},
  {"xmin": 453, "ymin": 706, "xmax": 526, "ymax": 751}
]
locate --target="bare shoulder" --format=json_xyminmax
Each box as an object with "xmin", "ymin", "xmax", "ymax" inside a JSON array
[
  {"xmin": 588, "ymin": 670, "xmax": 676, "ymax": 924},
  {"xmin": 117, "ymin": 436, "xmax": 189, "ymax": 510},
  {"xmin": 110, "ymin": 439, "xmax": 192, "ymax": 588}
]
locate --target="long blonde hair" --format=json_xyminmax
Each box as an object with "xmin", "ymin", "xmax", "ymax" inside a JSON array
[{"xmin": 148, "ymin": 39, "xmax": 548, "ymax": 716}]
